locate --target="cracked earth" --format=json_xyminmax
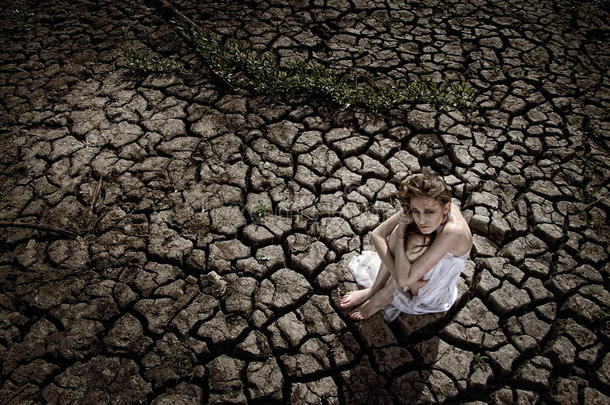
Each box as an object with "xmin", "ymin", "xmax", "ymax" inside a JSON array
[{"xmin": 0, "ymin": 0, "xmax": 609, "ymax": 404}]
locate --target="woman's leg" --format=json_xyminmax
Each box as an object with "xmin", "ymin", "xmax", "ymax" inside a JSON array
[
  {"xmin": 404, "ymin": 233, "xmax": 428, "ymax": 296},
  {"xmin": 349, "ymin": 231, "xmax": 433, "ymax": 319},
  {"xmin": 340, "ymin": 225, "xmax": 402, "ymax": 310},
  {"xmin": 339, "ymin": 262, "xmax": 391, "ymax": 309},
  {"xmin": 345, "ymin": 224, "xmax": 405, "ymax": 318}
]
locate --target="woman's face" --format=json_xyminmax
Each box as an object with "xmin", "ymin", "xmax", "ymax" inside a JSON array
[{"xmin": 409, "ymin": 196, "xmax": 450, "ymax": 234}]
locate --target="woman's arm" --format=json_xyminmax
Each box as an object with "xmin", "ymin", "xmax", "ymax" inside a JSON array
[
  {"xmin": 393, "ymin": 229, "xmax": 461, "ymax": 288},
  {"xmin": 370, "ymin": 210, "xmax": 411, "ymax": 274}
]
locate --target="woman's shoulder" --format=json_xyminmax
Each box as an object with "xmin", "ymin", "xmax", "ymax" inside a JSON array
[{"xmin": 441, "ymin": 210, "xmax": 472, "ymax": 254}]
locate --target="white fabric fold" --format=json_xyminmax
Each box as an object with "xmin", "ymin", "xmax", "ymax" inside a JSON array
[{"xmin": 347, "ymin": 249, "xmax": 469, "ymax": 322}]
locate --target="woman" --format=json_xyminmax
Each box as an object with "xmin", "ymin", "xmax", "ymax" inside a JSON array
[{"xmin": 340, "ymin": 173, "xmax": 472, "ymax": 321}]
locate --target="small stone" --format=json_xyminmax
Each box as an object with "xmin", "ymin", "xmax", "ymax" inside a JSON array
[
  {"xmin": 434, "ymin": 340, "xmax": 473, "ymax": 383},
  {"xmin": 522, "ymin": 277, "xmax": 553, "ymax": 302},
  {"xmin": 577, "ymin": 241, "xmax": 608, "ymax": 264},
  {"xmin": 562, "ymin": 294, "xmax": 603, "ymax": 322},
  {"xmin": 200, "ymin": 271, "xmax": 227, "ymax": 297},
  {"xmin": 501, "ymin": 95, "xmax": 526, "ymax": 113},
  {"xmin": 428, "ymin": 369, "xmax": 459, "ymax": 402},
  {"xmin": 515, "ymin": 389, "xmax": 540, "ymax": 404},
  {"xmin": 142, "ymin": 334, "xmax": 197, "ymax": 389},
  {"xmin": 340, "ymin": 357, "xmax": 393, "ymax": 404},
  {"xmin": 134, "ymin": 298, "xmax": 177, "ymax": 334},
  {"xmin": 223, "ymin": 275, "xmax": 257, "ymax": 316},
  {"xmin": 373, "ymin": 346, "xmax": 414, "ymax": 377}
]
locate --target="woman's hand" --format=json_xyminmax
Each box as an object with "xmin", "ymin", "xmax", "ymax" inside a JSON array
[
  {"xmin": 410, "ymin": 278, "xmax": 429, "ymax": 297},
  {"xmin": 396, "ymin": 209, "xmax": 412, "ymax": 226}
]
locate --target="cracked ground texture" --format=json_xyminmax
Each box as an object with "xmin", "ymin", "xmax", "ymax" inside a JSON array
[{"xmin": 0, "ymin": 0, "xmax": 608, "ymax": 403}]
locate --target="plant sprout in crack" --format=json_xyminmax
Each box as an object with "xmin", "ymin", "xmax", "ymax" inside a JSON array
[{"xmin": 252, "ymin": 203, "xmax": 271, "ymax": 221}]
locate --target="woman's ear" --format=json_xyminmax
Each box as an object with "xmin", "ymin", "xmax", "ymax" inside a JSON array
[{"xmin": 443, "ymin": 202, "xmax": 451, "ymax": 215}]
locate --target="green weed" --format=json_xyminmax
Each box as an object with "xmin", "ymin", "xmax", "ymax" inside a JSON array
[
  {"xmin": 597, "ymin": 308, "xmax": 610, "ymax": 324},
  {"xmin": 252, "ymin": 204, "xmax": 270, "ymax": 221},
  {"xmin": 584, "ymin": 120, "xmax": 603, "ymax": 142},
  {"xmin": 473, "ymin": 353, "xmax": 489, "ymax": 371},
  {"xmin": 173, "ymin": 19, "xmax": 474, "ymax": 112},
  {"xmin": 11, "ymin": 8, "xmax": 33, "ymax": 31},
  {"xmin": 123, "ymin": 50, "xmax": 185, "ymax": 76}
]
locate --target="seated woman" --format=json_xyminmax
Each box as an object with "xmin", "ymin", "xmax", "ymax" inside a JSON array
[{"xmin": 340, "ymin": 173, "xmax": 473, "ymax": 321}]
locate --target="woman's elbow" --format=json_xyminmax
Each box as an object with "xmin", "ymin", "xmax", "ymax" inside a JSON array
[{"xmin": 370, "ymin": 233, "xmax": 386, "ymax": 246}]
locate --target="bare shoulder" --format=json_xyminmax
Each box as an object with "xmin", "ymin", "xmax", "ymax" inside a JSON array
[{"xmin": 441, "ymin": 208, "xmax": 473, "ymax": 255}]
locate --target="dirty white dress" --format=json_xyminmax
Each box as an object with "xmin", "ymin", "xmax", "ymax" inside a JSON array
[{"xmin": 347, "ymin": 246, "xmax": 470, "ymax": 322}]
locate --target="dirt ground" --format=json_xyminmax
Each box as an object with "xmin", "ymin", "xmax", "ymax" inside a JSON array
[{"xmin": 0, "ymin": 0, "xmax": 608, "ymax": 403}]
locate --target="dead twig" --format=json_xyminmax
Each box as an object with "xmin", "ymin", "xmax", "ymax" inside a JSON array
[
  {"xmin": 582, "ymin": 197, "xmax": 606, "ymax": 210},
  {"xmin": 86, "ymin": 175, "xmax": 104, "ymax": 227},
  {"xmin": 5, "ymin": 384, "xmax": 29, "ymax": 405},
  {"xmin": 0, "ymin": 221, "xmax": 76, "ymax": 238},
  {"xmin": 164, "ymin": 159, "xmax": 174, "ymax": 185}
]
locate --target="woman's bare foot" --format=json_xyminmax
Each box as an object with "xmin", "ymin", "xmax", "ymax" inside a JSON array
[
  {"xmin": 340, "ymin": 288, "xmax": 372, "ymax": 309},
  {"xmin": 348, "ymin": 286, "xmax": 394, "ymax": 321}
]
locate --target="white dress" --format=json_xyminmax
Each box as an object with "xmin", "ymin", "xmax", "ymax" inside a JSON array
[{"xmin": 347, "ymin": 248, "xmax": 470, "ymax": 322}]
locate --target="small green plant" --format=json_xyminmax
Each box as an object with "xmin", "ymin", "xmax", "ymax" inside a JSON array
[
  {"xmin": 558, "ymin": 0, "xmax": 610, "ymax": 13},
  {"xmin": 172, "ymin": 19, "xmax": 475, "ymax": 112},
  {"xmin": 252, "ymin": 204, "xmax": 270, "ymax": 221},
  {"xmin": 11, "ymin": 8, "xmax": 33, "ymax": 31},
  {"xmin": 597, "ymin": 308, "xmax": 610, "ymax": 324},
  {"xmin": 584, "ymin": 120, "xmax": 603, "ymax": 142},
  {"xmin": 123, "ymin": 50, "xmax": 185, "ymax": 76},
  {"xmin": 473, "ymin": 353, "xmax": 489, "ymax": 371}
]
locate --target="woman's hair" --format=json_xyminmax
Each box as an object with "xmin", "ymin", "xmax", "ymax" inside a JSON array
[
  {"xmin": 395, "ymin": 173, "xmax": 452, "ymax": 213},
  {"xmin": 394, "ymin": 173, "xmax": 452, "ymax": 253}
]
